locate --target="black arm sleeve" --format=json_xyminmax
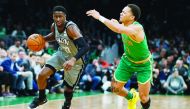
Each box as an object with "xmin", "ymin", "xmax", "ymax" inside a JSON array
[{"xmin": 73, "ymin": 37, "xmax": 90, "ymax": 60}]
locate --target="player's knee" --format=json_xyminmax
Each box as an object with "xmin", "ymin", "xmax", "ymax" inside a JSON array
[
  {"xmin": 38, "ymin": 73, "xmax": 46, "ymax": 81},
  {"xmin": 38, "ymin": 67, "xmax": 53, "ymax": 80},
  {"xmin": 38, "ymin": 71, "xmax": 48, "ymax": 81},
  {"xmin": 64, "ymin": 86, "xmax": 73, "ymax": 92},
  {"xmin": 139, "ymin": 93, "xmax": 149, "ymax": 103}
]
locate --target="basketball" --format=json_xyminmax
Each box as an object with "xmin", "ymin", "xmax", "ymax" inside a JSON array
[{"xmin": 27, "ymin": 34, "xmax": 45, "ymax": 52}]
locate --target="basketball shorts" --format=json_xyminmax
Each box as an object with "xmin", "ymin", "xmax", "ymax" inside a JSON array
[
  {"xmin": 46, "ymin": 50, "xmax": 83, "ymax": 88},
  {"xmin": 114, "ymin": 54, "xmax": 153, "ymax": 84}
]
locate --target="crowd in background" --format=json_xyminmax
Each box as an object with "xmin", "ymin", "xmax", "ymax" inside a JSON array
[{"xmin": 0, "ymin": 0, "xmax": 190, "ymax": 98}]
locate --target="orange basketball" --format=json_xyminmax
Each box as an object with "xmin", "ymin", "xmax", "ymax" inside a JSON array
[{"xmin": 27, "ymin": 34, "xmax": 45, "ymax": 52}]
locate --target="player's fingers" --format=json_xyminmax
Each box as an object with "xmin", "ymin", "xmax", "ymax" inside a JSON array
[
  {"xmin": 86, "ymin": 12, "xmax": 91, "ymax": 16},
  {"xmin": 67, "ymin": 66, "xmax": 72, "ymax": 71},
  {"xmin": 87, "ymin": 14, "xmax": 91, "ymax": 16},
  {"xmin": 66, "ymin": 64, "xmax": 72, "ymax": 71},
  {"xmin": 86, "ymin": 10, "xmax": 93, "ymax": 14},
  {"xmin": 64, "ymin": 65, "xmax": 69, "ymax": 71},
  {"xmin": 63, "ymin": 62, "xmax": 69, "ymax": 69},
  {"xmin": 86, "ymin": 11, "xmax": 90, "ymax": 14}
]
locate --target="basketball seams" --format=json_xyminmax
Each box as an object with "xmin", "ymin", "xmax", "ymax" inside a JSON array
[
  {"xmin": 38, "ymin": 34, "xmax": 42, "ymax": 46},
  {"xmin": 37, "ymin": 34, "xmax": 45, "ymax": 50},
  {"xmin": 28, "ymin": 37, "xmax": 40, "ymax": 51},
  {"xmin": 27, "ymin": 34, "xmax": 43, "ymax": 51}
]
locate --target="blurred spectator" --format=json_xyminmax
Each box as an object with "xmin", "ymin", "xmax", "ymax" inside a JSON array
[
  {"xmin": 160, "ymin": 48, "xmax": 167, "ymax": 59},
  {"xmin": 164, "ymin": 69, "xmax": 187, "ymax": 95},
  {"xmin": 166, "ymin": 55, "xmax": 175, "ymax": 71},
  {"xmin": 88, "ymin": 44, "xmax": 104, "ymax": 63},
  {"xmin": 11, "ymin": 24, "xmax": 26, "ymax": 39},
  {"xmin": 158, "ymin": 58, "xmax": 171, "ymax": 93},
  {"xmin": 0, "ymin": 24, "xmax": 6, "ymax": 39},
  {"xmin": 0, "ymin": 48, "xmax": 7, "ymax": 64},
  {"xmin": 151, "ymin": 61, "xmax": 161, "ymax": 94},
  {"xmin": 8, "ymin": 38, "xmax": 25, "ymax": 53},
  {"xmin": 29, "ymin": 54, "xmax": 44, "ymax": 78},
  {"xmin": 47, "ymin": 70, "xmax": 64, "ymax": 94},
  {"xmin": 80, "ymin": 59, "xmax": 102, "ymax": 91},
  {"xmin": 101, "ymin": 68, "xmax": 113, "ymax": 93},
  {"xmin": 0, "ymin": 39, "xmax": 6, "ymax": 49},
  {"xmin": 187, "ymin": 68, "xmax": 190, "ymax": 95},
  {"xmin": 16, "ymin": 50, "xmax": 35, "ymax": 96},
  {"xmin": 173, "ymin": 59, "xmax": 189, "ymax": 81},
  {"xmin": 0, "ymin": 49, "xmax": 15, "ymax": 97},
  {"xmin": 1, "ymin": 52, "xmax": 33, "ymax": 96},
  {"xmin": 0, "ymin": 65, "xmax": 15, "ymax": 97}
]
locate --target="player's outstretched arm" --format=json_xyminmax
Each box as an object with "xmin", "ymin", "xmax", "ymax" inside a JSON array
[
  {"xmin": 44, "ymin": 23, "xmax": 56, "ymax": 42},
  {"xmin": 86, "ymin": 9, "xmax": 141, "ymax": 38}
]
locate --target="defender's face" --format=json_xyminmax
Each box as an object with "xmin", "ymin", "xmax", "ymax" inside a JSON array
[
  {"xmin": 53, "ymin": 11, "xmax": 66, "ymax": 27},
  {"xmin": 119, "ymin": 6, "xmax": 135, "ymax": 23}
]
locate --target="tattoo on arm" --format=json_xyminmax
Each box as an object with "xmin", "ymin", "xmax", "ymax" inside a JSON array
[{"xmin": 67, "ymin": 25, "xmax": 82, "ymax": 40}]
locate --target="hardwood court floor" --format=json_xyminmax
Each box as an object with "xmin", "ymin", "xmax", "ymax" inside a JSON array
[{"xmin": 1, "ymin": 93, "xmax": 190, "ymax": 109}]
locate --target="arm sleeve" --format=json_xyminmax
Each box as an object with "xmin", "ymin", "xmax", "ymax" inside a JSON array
[{"xmin": 73, "ymin": 37, "xmax": 90, "ymax": 60}]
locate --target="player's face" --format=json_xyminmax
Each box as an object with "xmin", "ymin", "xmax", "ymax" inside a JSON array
[
  {"xmin": 53, "ymin": 11, "xmax": 66, "ymax": 27},
  {"xmin": 119, "ymin": 6, "xmax": 135, "ymax": 23}
]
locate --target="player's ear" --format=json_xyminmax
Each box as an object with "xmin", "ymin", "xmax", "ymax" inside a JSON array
[{"xmin": 130, "ymin": 16, "xmax": 135, "ymax": 20}]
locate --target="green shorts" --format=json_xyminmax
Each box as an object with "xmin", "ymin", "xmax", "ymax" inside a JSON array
[{"xmin": 114, "ymin": 55, "xmax": 153, "ymax": 84}]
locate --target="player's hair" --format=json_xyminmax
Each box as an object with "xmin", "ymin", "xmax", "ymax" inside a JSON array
[
  {"xmin": 127, "ymin": 4, "xmax": 141, "ymax": 21},
  {"xmin": 53, "ymin": 6, "xmax": 67, "ymax": 15}
]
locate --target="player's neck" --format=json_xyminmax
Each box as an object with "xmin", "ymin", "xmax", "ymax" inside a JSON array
[
  {"xmin": 123, "ymin": 21, "xmax": 134, "ymax": 26},
  {"xmin": 57, "ymin": 25, "xmax": 64, "ymax": 33},
  {"xmin": 57, "ymin": 21, "xmax": 67, "ymax": 33}
]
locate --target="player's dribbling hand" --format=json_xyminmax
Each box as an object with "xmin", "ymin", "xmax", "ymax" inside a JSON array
[
  {"xmin": 63, "ymin": 57, "xmax": 76, "ymax": 71},
  {"xmin": 86, "ymin": 9, "xmax": 101, "ymax": 20}
]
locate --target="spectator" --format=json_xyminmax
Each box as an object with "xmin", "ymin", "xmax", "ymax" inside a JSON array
[
  {"xmin": 16, "ymin": 50, "xmax": 35, "ymax": 96},
  {"xmin": 0, "ymin": 65, "xmax": 15, "ymax": 97},
  {"xmin": 1, "ymin": 52, "xmax": 33, "ymax": 96},
  {"xmin": 8, "ymin": 38, "xmax": 25, "ymax": 53},
  {"xmin": 0, "ymin": 23, "xmax": 6, "ymax": 39},
  {"xmin": 164, "ymin": 69, "xmax": 187, "ymax": 95},
  {"xmin": 151, "ymin": 61, "xmax": 160, "ymax": 94},
  {"xmin": 173, "ymin": 59, "xmax": 189, "ymax": 81},
  {"xmin": 11, "ymin": 24, "xmax": 26, "ymax": 39},
  {"xmin": 80, "ymin": 59, "xmax": 102, "ymax": 91},
  {"xmin": 0, "ymin": 49, "xmax": 15, "ymax": 97},
  {"xmin": 158, "ymin": 58, "xmax": 171, "ymax": 93}
]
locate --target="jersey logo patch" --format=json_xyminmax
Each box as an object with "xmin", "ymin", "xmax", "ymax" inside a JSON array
[{"xmin": 57, "ymin": 37, "xmax": 69, "ymax": 45}]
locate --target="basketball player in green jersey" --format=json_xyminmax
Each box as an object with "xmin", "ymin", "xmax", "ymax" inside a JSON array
[
  {"xmin": 29, "ymin": 6, "xmax": 89, "ymax": 109},
  {"xmin": 87, "ymin": 4, "xmax": 152, "ymax": 109}
]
